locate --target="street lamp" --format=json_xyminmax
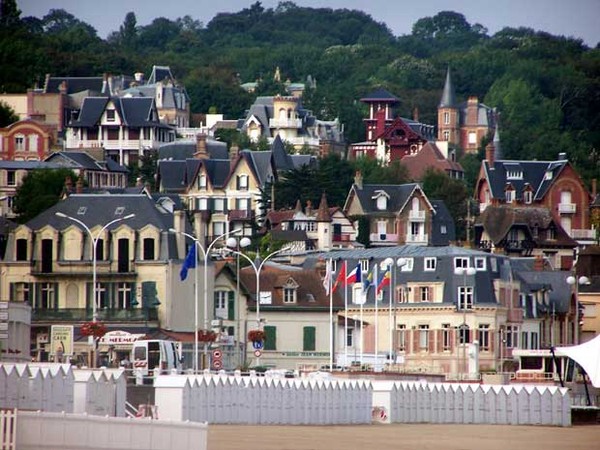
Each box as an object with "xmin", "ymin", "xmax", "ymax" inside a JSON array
[
  {"xmin": 225, "ymin": 236, "xmax": 252, "ymax": 367},
  {"xmin": 382, "ymin": 257, "xmax": 407, "ymax": 368},
  {"xmin": 55, "ymin": 211, "xmax": 135, "ymax": 367},
  {"xmin": 454, "ymin": 266, "xmax": 476, "ymax": 380},
  {"xmin": 566, "ymin": 275, "xmax": 590, "ymax": 345},
  {"xmin": 224, "ymin": 242, "xmax": 287, "ymax": 365},
  {"xmin": 169, "ymin": 228, "xmax": 241, "ymax": 372}
]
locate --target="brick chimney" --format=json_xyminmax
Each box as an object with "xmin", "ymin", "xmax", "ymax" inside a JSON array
[
  {"xmin": 354, "ymin": 170, "xmax": 363, "ymax": 190},
  {"xmin": 466, "ymin": 96, "xmax": 478, "ymax": 126},
  {"xmin": 485, "ymin": 142, "xmax": 495, "ymax": 167},
  {"xmin": 230, "ymin": 144, "xmax": 239, "ymax": 170},
  {"xmin": 76, "ymin": 174, "xmax": 84, "ymax": 193},
  {"xmin": 194, "ymin": 133, "xmax": 209, "ymax": 159}
]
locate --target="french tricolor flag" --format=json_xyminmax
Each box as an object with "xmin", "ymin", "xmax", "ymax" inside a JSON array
[{"xmin": 346, "ymin": 263, "xmax": 362, "ymax": 284}]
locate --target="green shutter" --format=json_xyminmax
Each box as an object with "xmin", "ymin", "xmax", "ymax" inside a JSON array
[
  {"xmin": 303, "ymin": 326, "xmax": 316, "ymax": 351},
  {"xmin": 228, "ymin": 291, "xmax": 235, "ymax": 321},
  {"xmin": 264, "ymin": 326, "xmax": 276, "ymax": 350}
]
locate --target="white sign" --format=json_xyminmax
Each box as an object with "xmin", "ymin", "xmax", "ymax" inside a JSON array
[
  {"xmin": 0, "ymin": 312, "xmax": 8, "ymax": 321},
  {"xmin": 259, "ymin": 291, "xmax": 272, "ymax": 305},
  {"xmin": 0, "ymin": 332, "xmax": 7, "ymax": 340},
  {"xmin": 0, "ymin": 301, "xmax": 8, "ymax": 309},
  {"xmin": 99, "ymin": 330, "xmax": 145, "ymax": 345},
  {"xmin": 50, "ymin": 325, "xmax": 74, "ymax": 356},
  {"xmin": 0, "ymin": 323, "xmax": 7, "ymax": 331}
]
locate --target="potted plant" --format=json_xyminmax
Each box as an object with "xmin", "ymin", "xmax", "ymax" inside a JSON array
[
  {"xmin": 80, "ymin": 321, "xmax": 107, "ymax": 339},
  {"xmin": 247, "ymin": 329, "xmax": 265, "ymax": 343},
  {"xmin": 197, "ymin": 329, "xmax": 217, "ymax": 343}
]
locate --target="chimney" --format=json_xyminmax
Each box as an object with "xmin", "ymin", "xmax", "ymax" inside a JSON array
[
  {"xmin": 354, "ymin": 170, "xmax": 363, "ymax": 190},
  {"xmin": 558, "ymin": 152, "xmax": 567, "ymax": 160},
  {"xmin": 194, "ymin": 133, "xmax": 209, "ymax": 159},
  {"xmin": 58, "ymin": 80, "xmax": 68, "ymax": 94},
  {"xmin": 173, "ymin": 210, "xmax": 185, "ymax": 258},
  {"xmin": 466, "ymin": 96, "xmax": 478, "ymax": 125},
  {"xmin": 230, "ymin": 144, "xmax": 239, "ymax": 169},
  {"xmin": 305, "ymin": 200, "xmax": 313, "ymax": 217},
  {"xmin": 136, "ymin": 177, "xmax": 143, "ymax": 187},
  {"xmin": 134, "ymin": 72, "xmax": 144, "ymax": 83},
  {"xmin": 412, "ymin": 106, "xmax": 419, "ymax": 122},
  {"xmin": 485, "ymin": 142, "xmax": 495, "ymax": 167},
  {"xmin": 592, "ymin": 178, "xmax": 597, "ymax": 199},
  {"xmin": 534, "ymin": 254, "xmax": 544, "ymax": 271},
  {"xmin": 65, "ymin": 176, "xmax": 73, "ymax": 193}
]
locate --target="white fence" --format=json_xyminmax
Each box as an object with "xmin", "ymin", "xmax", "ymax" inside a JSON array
[
  {"xmin": 14, "ymin": 410, "xmax": 207, "ymax": 450},
  {"xmin": 372, "ymin": 381, "xmax": 571, "ymax": 426},
  {"xmin": 155, "ymin": 373, "xmax": 373, "ymax": 425},
  {"xmin": 0, "ymin": 364, "xmax": 125, "ymax": 417}
]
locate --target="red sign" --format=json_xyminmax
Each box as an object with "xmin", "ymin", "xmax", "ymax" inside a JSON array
[
  {"xmin": 213, "ymin": 360, "xmax": 223, "ymax": 370},
  {"xmin": 212, "ymin": 349, "xmax": 222, "ymax": 360}
]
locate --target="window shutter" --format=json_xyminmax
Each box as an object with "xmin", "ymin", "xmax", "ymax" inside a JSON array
[
  {"xmin": 236, "ymin": 175, "xmax": 240, "ymax": 190},
  {"xmin": 264, "ymin": 326, "xmax": 276, "ymax": 350},
  {"xmin": 53, "ymin": 283, "xmax": 59, "ymax": 310},
  {"xmin": 303, "ymin": 326, "xmax": 316, "ymax": 351},
  {"xmin": 228, "ymin": 291, "xmax": 235, "ymax": 321}
]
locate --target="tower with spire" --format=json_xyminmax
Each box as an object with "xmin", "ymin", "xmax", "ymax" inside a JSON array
[{"xmin": 437, "ymin": 67, "xmax": 460, "ymax": 145}]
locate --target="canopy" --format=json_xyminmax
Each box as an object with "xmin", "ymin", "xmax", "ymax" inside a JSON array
[{"xmin": 554, "ymin": 334, "xmax": 600, "ymax": 388}]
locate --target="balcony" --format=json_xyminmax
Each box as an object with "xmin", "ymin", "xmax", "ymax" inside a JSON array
[
  {"xmin": 408, "ymin": 210, "xmax": 426, "ymax": 221},
  {"xmin": 406, "ymin": 233, "xmax": 428, "ymax": 245},
  {"xmin": 571, "ymin": 228, "xmax": 595, "ymax": 240},
  {"xmin": 369, "ymin": 233, "xmax": 398, "ymax": 244},
  {"xmin": 32, "ymin": 308, "xmax": 158, "ymax": 323},
  {"xmin": 558, "ymin": 203, "xmax": 576, "ymax": 214},
  {"xmin": 269, "ymin": 118, "xmax": 302, "ymax": 129}
]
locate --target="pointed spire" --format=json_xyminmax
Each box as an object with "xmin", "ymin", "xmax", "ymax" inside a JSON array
[
  {"xmin": 316, "ymin": 192, "xmax": 331, "ymax": 222},
  {"xmin": 493, "ymin": 121, "xmax": 502, "ymax": 160},
  {"xmin": 439, "ymin": 66, "xmax": 456, "ymax": 108},
  {"xmin": 294, "ymin": 199, "xmax": 302, "ymax": 212}
]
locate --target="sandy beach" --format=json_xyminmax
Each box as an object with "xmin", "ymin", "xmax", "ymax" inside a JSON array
[{"xmin": 208, "ymin": 424, "xmax": 600, "ymax": 450}]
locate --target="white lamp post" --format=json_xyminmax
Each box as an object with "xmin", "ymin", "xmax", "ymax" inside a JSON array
[
  {"xmin": 224, "ymin": 243, "xmax": 287, "ymax": 365},
  {"xmin": 566, "ymin": 275, "xmax": 590, "ymax": 345},
  {"xmin": 454, "ymin": 266, "xmax": 477, "ymax": 380},
  {"xmin": 225, "ymin": 236, "xmax": 252, "ymax": 367},
  {"xmin": 55, "ymin": 211, "xmax": 135, "ymax": 367},
  {"xmin": 169, "ymin": 228, "xmax": 240, "ymax": 372},
  {"xmin": 382, "ymin": 257, "xmax": 407, "ymax": 368}
]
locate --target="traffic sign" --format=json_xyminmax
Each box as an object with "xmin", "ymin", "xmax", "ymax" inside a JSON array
[
  {"xmin": 213, "ymin": 360, "xmax": 223, "ymax": 370},
  {"xmin": 212, "ymin": 349, "xmax": 222, "ymax": 360},
  {"xmin": 254, "ymin": 349, "xmax": 262, "ymax": 357},
  {"xmin": 252, "ymin": 340, "xmax": 263, "ymax": 350}
]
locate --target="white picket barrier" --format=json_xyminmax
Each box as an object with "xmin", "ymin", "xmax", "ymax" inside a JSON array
[{"xmin": 14, "ymin": 410, "xmax": 207, "ymax": 450}]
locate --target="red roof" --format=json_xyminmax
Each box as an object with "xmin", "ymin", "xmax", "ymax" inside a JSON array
[{"xmin": 401, "ymin": 142, "xmax": 464, "ymax": 181}]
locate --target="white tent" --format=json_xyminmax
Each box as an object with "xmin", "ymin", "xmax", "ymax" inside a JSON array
[{"xmin": 554, "ymin": 334, "xmax": 600, "ymax": 388}]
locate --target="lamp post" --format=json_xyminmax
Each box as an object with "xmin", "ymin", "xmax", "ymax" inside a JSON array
[
  {"xmin": 169, "ymin": 228, "xmax": 241, "ymax": 372},
  {"xmin": 454, "ymin": 266, "xmax": 476, "ymax": 380},
  {"xmin": 382, "ymin": 257, "xmax": 407, "ymax": 368},
  {"xmin": 225, "ymin": 236, "xmax": 252, "ymax": 368},
  {"xmin": 566, "ymin": 275, "xmax": 590, "ymax": 345},
  {"xmin": 224, "ymin": 244, "xmax": 287, "ymax": 365},
  {"xmin": 55, "ymin": 211, "xmax": 135, "ymax": 367}
]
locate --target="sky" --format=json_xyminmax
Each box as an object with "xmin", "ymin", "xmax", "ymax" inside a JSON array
[{"xmin": 18, "ymin": 0, "xmax": 600, "ymax": 47}]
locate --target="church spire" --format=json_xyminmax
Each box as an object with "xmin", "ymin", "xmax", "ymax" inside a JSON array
[
  {"xmin": 439, "ymin": 66, "xmax": 456, "ymax": 108},
  {"xmin": 493, "ymin": 120, "xmax": 502, "ymax": 160}
]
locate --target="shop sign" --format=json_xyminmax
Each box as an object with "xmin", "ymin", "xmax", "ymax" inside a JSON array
[{"xmin": 99, "ymin": 330, "xmax": 145, "ymax": 345}]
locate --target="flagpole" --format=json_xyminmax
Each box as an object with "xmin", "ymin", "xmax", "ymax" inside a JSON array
[
  {"xmin": 194, "ymin": 244, "xmax": 199, "ymax": 373},
  {"xmin": 388, "ymin": 262, "xmax": 393, "ymax": 368},
  {"xmin": 344, "ymin": 260, "xmax": 348, "ymax": 368},
  {"xmin": 359, "ymin": 270, "xmax": 363, "ymax": 368},
  {"xmin": 328, "ymin": 258, "xmax": 333, "ymax": 371},
  {"xmin": 374, "ymin": 263, "xmax": 378, "ymax": 368}
]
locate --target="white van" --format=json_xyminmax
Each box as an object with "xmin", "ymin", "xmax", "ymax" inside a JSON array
[{"xmin": 131, "ymin": 340, "xmax": 183, "ymax": 378}]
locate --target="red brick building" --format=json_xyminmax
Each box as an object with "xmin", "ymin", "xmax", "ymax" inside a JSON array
[{"xmin": 0, "ymin": 119, "xmax": 57, "ymax": 161}]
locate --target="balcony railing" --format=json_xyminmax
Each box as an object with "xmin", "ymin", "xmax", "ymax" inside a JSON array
[
  {"xmin": 269, "ymin": 118, "xmax": 302, "ymax": 129},
  {"xmin": 406, "ymin": 233, "xmax": 428, "ymax": 244},
  {"xmin": 558, "ymin": 203, "xmax": 576, "ymax": 214},
  {"xmin": 571, "ymin": 228, "xmax": 595, "ymax": 240},
  {"xmin": 408, "ymin": 210, "xmax": 426, "ymax": 221},
  {"xmin": 32, "ymin": 308, "xmax": 158, "ymax": 322},
  {"xmin": 369, "ymin": 233, "xmax": 398, "ymax": 243}
]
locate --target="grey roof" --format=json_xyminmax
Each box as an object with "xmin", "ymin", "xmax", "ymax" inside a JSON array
[
  {"xmin": 483, "ymin": 159, "xmax": 569, "ymax": 201},
  {"xmin": 203, "ymin": 159, "xmax": 230, "ymax": 188},
  {"xmin": 515, "ymin": 269, "xmax": 572, "ymax": 315},
  {"xmin": 430, "ymin": 200, "xmax": 456, "ymax": 246},
  {"xmin": 123, "ymin": 84, "xmax": 189, "ymax": 110},
  {"xmin": 45, "ymin": 77, "xmax": 105, "ymax": 95},
  {"xmin": 439, "ymin": 67, "xmax": 456, "ymax": 108},
  {"xmin": 458, "ymin": 101, "xmax": 496, "ymax": 128},
  {"xmin": 147, "ymin": 66, "xmax": 175, "ymax": 85},
  {"xmin": 271, "ymin": 135, "xmax": 294, "ymax": 171},
  {"xmin": 242, "ymin": 150, "xmax": 276, "ymax": 187},
  {"xmin": 157, "ymin": 160, "xmax": 189, "ymax": 193},
  {"xmin": 158, "ymin": 139, "xmax": 228, "ymax": 160},
  {"xmin": 44, "ymin": 152, "xmax": 128, "ymax": 173},
  {"xmin": 70, "ymin": 97, "xmax": 109, "ymax": 127},
  {"xmin": 349, "ymin": 183, "xmax": 423, "ymax": 214},
  {"xmin": 304, "ymin": 246, "xmax": 508, "ymax": 308},
  {"xmin": 70, "ymin": 97, "xmax": 169, "ymax": 129},
  {"xmin": 360, "ymin": 88, "xmax": 399, "ymax": 102},
  {"xmin": 0, "ymin": 161, "xmax": 62, "ymax": 170}
]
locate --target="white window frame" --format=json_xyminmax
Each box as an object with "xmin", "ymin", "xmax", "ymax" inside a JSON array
[
  {"xmin": 478, "ymin": 324, "xmax": 490, "ymax": 351},
  {"xmin": 15, "ymin": 134, "xmax": 25, "ymax": 151},
  {"xmin": 283, "ymin": 287, "xmax": 296, "ymax": 304},
  {"xmin": 198, "ymin": 198, "xmax": 208, "ymax": 210},
  {"xmin": 418, "ymin": 324, "xmax": 429, "ymax": 350},
  {"xmin": 419, "ymin": 286, "xmax": 431, "ymax": 302},
  {"xmin": 524, "ymin": 190, "xmax": 533, "ymax": 204},
  {"xmin": 198, "ymin": 174, "xmax": 207, "ymax": 190},
  {"xmin": 474, "ymin": 257, "xmax": 486, "ymax": 271},
  {"xmin": 458, "ymin": 286, "xmax": 474, "ymax": 310},
  {"xmin": 238, "ymin": 174, "xmax": 249, "ymax": 190},
  {"xmin": 359, "ymin": 259, "xmax": 369, "ymax": 273},
  {"xmin": 454, "ymin": 257, "xmax": 469, "ymax": 269},
  {"xmin": 440, "ymin": 225, "xmax": 447, "ymax": 234},
  {"xmin": 424, "ymin": 257, "xmax": 436, "ymax": 271},
  {"xmin": 490, "ymin": 258, "xmax": 498, "ymax": 272},
  {"xmin": 400, "ymin": 258, "xmax": 414, "ymax": 272},
  {"xmin": 443, "ymin": 112, "xmax": 450, "ymax": 125},
  {"xmin": 213, "ymin": 198, "xmax": 225, "ymax": 212},
  {"xmin": 442, "ymin": 324, "xmax": 451, "ymax": 351},
  {"xmin": 505, "ymin": 190, "xmax": 515, "ymax": 203},
  {"xmin": 397, "ymin": 324, "xmax": 406, "ymax": 351},
  {"xmin": 468, "ymin": 132, "xmax": 477, "ymax": 144},
  {"xmin": 215, "ymin": 290, "xmax": 228, "ymax": 319}
]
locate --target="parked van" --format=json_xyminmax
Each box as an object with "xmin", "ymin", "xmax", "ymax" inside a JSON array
[{"xmin": 131, "ymin": 340, "xmax": 183, "ymax": 378}]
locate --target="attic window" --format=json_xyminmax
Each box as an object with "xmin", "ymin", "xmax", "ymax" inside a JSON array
[
  {"xmin": 114, "ymin": 207, "xmax": 125, "ymax": 216},
  {"xmin": 506, "ymin": 169, "xmax": 523, "ymax": 180},
  {"xmin": 106, "ymin": 109, "xmax": 115, "ymax": 122},
  {"xmin": 198, "ymin": 174, "xmax": 207, "ymax": 190},
  {"xmin": 283, "ymin": 287, "xmax": 297, "ymax": 304},
  {"xmin": 524, "ymin": 190, "xmax": 533, "ymax": 204},
  {"xmin": 545, "ymin": 170, "xmax": 553, "ymax": 180},
  {"xmin": 77, "ymin": 207, "xmax": 87, "ymax": 215}
]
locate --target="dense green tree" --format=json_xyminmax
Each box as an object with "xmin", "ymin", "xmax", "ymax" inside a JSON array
[
  {"xmin": 12, "ymin": 169, "xmax": 78, "ymax": 223},
  {"xmin": 0, "ymin": 101, "xmax": 18, "ymax": 127}
]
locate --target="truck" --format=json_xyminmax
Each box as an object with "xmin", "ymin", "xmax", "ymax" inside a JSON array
[{"xmin": 131, "ymin": 339, "xmax": 183, "ymax": 380}]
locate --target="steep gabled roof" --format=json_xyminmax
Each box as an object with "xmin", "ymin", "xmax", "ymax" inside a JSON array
[
  {"xmin": 348, "ymin": 182, "xmax": 424, "ymax": 214},
  {"xmin": 439, "ymin": 67, "xmax": 456, "ymax": 108},
  {"xmin": 44, "ymin": 151, "xmax": 128, "ymax": 173},
  {"xmin": 158, "ymin": 139, "xmax": 228, "ymax": 160},
  {"xmin": 360, "ymin": 88, "xmax": 399, "ymax": 103},
  {"xmin": 430, "ymin": 200, "xmax": 456, "ymax": 245},
  {"xmin": 400, "ymin": 142, "xmax": 463, "ymax": 181}
]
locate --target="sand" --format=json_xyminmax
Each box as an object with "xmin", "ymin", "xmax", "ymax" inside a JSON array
[{"xmin": 208, "ymin": 424, "xmax": 600, "ymax": 450}]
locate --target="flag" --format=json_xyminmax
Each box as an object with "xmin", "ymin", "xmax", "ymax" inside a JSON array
[
  {"xmin": 376, "ymin": 269, "xmax": 391, "ymax": 296},
  {"xmin": 332, "ymin": 261, "xmax": 346, "ymax": 293},
  {"xmin": 323, "ymin": 259, "xmax": 332, "ymax": 295},
  {"xmin": 180, "ymin": 244, "xmax": 196, "ymax": 281},
  {"xmin": 362, "ymin": 268, "xmax": 374, "ymax": 293},
  {"xmin": 346, "ymin": 263, "xmax": 362, "ymax": 284}
]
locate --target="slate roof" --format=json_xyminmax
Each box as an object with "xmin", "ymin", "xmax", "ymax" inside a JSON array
[
  {"xmin": 400, "ymin": 142, "xmax": 463, "ymax": 180},
  {"xmin": 44, "ymin": 151, "xmax": 128, "ymax": 173},
  {"xmin": 45, "ymin": 77, "xmax": 105, "ymax": 95},
  {"xmin": 482, "ymin": 159, "xmax": 569, "ymax": 201},
  {"xmin": 158, "ymin": 139, "xmax": 228, "ymax": 160},
  {"xmin": 304, "ymin": 246, "xmax": 509, "ymax": 308},
  {"xmin": 360, "ymin": 88, "xmax": 399, "ymax": 103},
  {"xmin": 345, "ymin": 183, "xmax": 425, "ymax": 215},
  {"xmin": 430, "ymin": 200, "xmax": 456, "ymax": 246},
  {"xmin": 439, "ymin": 67, "xmax": 456, "ymax": 108},
  {"xmin": 514, "ymin": 269, "xmax": 572, "ymax": 314},
  {"xmin": 69, "ymin": 97, "xmax": 169, "ymax": 129},
  {"xmin": 0, "ymin": 161, "xmax": 61, "ymax": 170}
]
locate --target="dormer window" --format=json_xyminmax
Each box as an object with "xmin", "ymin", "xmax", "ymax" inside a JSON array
[
  {"xmin": 372, "ymin": 190, "xmax": 389, "ymax": 211},
  {"xmin": 282, "ymin": 278, "xmax": 299, "ymax": 303},
  {"xmin": 505, "ymin": 188, "xmax": 515, "ymax": 203},
  {"xmin": 198, "ymin": 174, "xmax": 207, "ymax": 190},
  {"xmin": 524, "ymin": 190, "xmax": 533, "ymax": 204},
  {"xmin": 237, "ymin": 174, "xmax": 249, "ymax": 191},
  {"xmin": 545, "ymin": 170, "xmax": 553, "ymax": 180},
  {"xmin": 106, "ymin": 109, "xmax": 116, "ymax": 122}
]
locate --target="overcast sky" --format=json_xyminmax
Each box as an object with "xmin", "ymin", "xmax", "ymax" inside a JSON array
[{"xmin": 18, "ymin": 0, "xmax": 600, "ymax": 47}]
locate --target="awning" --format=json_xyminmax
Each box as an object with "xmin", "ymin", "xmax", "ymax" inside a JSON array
[{"xmin": 554, "ymin": 334, "xmax": 600, "ymax": 388}]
